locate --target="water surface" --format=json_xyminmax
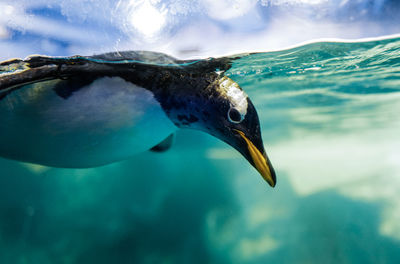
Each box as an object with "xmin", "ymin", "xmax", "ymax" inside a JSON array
[{"xmin": 1, "ymin": 37, "xmax": 400, "ymax": 263}]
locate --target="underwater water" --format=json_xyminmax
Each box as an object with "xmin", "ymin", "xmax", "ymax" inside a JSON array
[{"xmin": 1, "ymin": 36, "xmax": 400, "ymax": 264}]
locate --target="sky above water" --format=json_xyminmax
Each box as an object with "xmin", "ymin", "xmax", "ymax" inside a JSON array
[{"xmin": 1, "ymin": 0, "xmax": 400, "ymax": 59}]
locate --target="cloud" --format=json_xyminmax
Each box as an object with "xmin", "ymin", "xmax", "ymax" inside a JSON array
[{"xmin": 1, "ymin": 0, "xmax": 400, "ymax": 59}]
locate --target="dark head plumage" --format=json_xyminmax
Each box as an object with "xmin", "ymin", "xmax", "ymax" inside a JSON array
[{"xmin": 156, "ymin": 73, "xmax": 277, "ymax": 187}]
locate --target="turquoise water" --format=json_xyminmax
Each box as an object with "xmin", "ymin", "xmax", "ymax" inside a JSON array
[{"xmin": 1, "ymin": 37, "xmax": 400, "ymax": 263}]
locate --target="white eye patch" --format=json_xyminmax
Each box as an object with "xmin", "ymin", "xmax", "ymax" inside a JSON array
[{"xmin": 218, "ymin": 76, "xmax": 248, "ymax": 120}]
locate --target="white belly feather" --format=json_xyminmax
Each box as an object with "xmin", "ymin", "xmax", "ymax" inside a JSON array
[{"xmin": 0, "ymin": 77, "xmax": 177, "ymax": 167}]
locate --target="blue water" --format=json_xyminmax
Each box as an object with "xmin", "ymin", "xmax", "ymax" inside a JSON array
[{"xmin": 1, "ymin": 37, "xmax": 400, "ymax": 263}]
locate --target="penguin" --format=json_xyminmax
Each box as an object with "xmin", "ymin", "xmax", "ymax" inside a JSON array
[{"xmin": 0, "ymin": 51, "xmax": 276, "ymax": 187}]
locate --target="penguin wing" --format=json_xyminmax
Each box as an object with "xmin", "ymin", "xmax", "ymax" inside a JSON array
[
  {"xmin": 0, "ymin": 58, "xmax": 57, "ymax": 99},
  {"xmin": 0, "ymin": 55, "xmax": 134, "ymax": 98},
  {"xmin": 0, "ymin": 51, "xmax": 247, "ymax": 98}
]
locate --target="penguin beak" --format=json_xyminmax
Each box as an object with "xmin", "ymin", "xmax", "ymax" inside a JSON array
[{"xmin": 234, "ymin": 129, "xmax": 276, "ymax": 187}]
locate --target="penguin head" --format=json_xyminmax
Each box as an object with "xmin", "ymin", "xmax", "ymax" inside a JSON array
[{"xmin": 164, "ymin": 75, "xmax": 276, "ymax": 187}]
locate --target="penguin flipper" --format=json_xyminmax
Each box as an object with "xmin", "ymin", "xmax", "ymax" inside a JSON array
[
  {"xmin": 0, "ymin": 51, "xmax": 249, "ymax": 99},
  {"xmin": 150, "ymin": 134, "xmax": 175, "ymax": 153},
  {"xmin": 0, "ymin": 55, "xmax": 116, "ymax": 99},
  {"xmin": 0, "ymin": 52, "xmax": 182, "ymax": 95}
]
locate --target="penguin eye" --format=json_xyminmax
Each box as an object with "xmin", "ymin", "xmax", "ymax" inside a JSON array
[{"xmin": 227, "ymin": 107, "xmax": 244, "ymax": 124}]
